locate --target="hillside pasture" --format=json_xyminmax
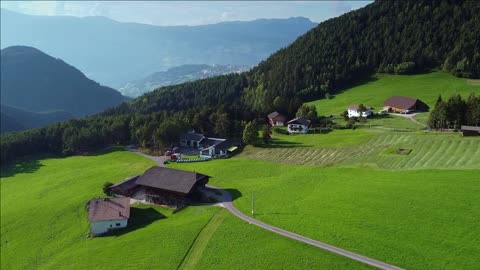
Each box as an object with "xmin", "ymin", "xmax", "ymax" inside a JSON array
[
  {"xmin": 244, "ymin": 132, "xmax": 480, "ymax": 170},
  {"xmin": 0, "ymin": 149, "xmax": 369, "ymax": 270},
  {"xmin": 170, "ymin": 158, "xmax": 480, "ymax": 270},
  {"xmin": 307, "ymin": 71, "xmax": 479, "ymax": 116}
]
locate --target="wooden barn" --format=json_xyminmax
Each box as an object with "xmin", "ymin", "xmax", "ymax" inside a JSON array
[
  {"xmin": 109, "ymin": 175, "xmax": 141, "ymax": 197},
  {"xmin": 383, "ymin": 96, "xmax": 429, "ymax": 113},
  {"xmin": 267, "ymin": 111, "xmax": 287, "ymax": 126},
  {"xmin": 461, "ymin": 125, "xmax": 480, "ymax": 136},
  {"xmin": 110, "ymin": 166, "xmax": 210, "ymax": 208}
]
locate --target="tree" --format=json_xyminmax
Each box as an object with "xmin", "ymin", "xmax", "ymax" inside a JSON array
[
  {"xmin": 465, "ymin": 93, "xmax": 480, "ymax": 126},
  {"xmin": 243, "ymin": 121, "xmax": 258, "ymax": 145},
  {"xmin": 262, "ymin": 125, "xmax": 272, "ymax": 144},
  {"xmin": 102, "ymin": 182, "xmax": 113, "ymax": 196},
  {"xmin": 273, "ymin": 96, "xmax": 284, "ymax": 110}
]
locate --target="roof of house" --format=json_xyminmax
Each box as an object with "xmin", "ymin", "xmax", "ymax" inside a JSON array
[
  {"xmin": 267, "ymin": 111, "xmax": 286, "ymax": 119},
  {"xmin": 348, "ymin": 105, "xmax": 371, "ymax": 111},
  {"xmin": 179, "ymin": 132, "xmax": 205, "ymax": 141},
  {"xmin": 384, "ymin": 96, "xmax": 418, "ymax": 109},
  {"xmin": 110, "ymin": 175, "xmax": 140, "ymax": 193},
  {"xmin": 88, "ymin": 197, "xmax": 130, "ymax": 222},
  {"xmin": 214, "ymin": 139, "xmax": 242, "ymax": 151},
  {"xmin": 287, "ymin": 117, "xmax": 311, "ymax": 126},
  {"xmin": 135, "ymin": 166, "xmax": 209, "ymax": 194},
  {"xmin": 461, "ymin": 125, "xmax": 480, "ymax": 132},
  {"xmin": 200, "ymin": 137, "xmax": 225, "ymax": 147}
]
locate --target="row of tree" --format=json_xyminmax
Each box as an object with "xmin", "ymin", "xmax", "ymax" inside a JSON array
[{"xmin": 428, "ymin": 93, "xmax": 480, "ymax": 129}]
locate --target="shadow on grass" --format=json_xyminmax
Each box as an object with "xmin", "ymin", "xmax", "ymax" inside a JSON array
[
  {"xmin": 83, "ymin": 146, "xmax": 126, "ymax": 156},
  {"xmin": 325, "ymin": 75, "xmax": 379, "ymax": 98},
  {"xmin": 1, "ymin": 158, "xmax": 44, "ymax": 178},
  {"xmin": 101, "ymin": 206, "xmax": 166, "ymax": 237},
  {"xmin": 257, "ymin": 139, "xmax": 307, "ymax": 149},
  {"xmin": 225, "ymin": 188, "xmax": 242, "ymax": 201}
]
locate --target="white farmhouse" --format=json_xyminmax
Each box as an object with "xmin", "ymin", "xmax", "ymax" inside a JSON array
[
  {"xmin": 347, "ymin": 105, "xmax": 372, "ymax": 118},
  {"xmin": 87, "ymin": 197, "xmax": 130, "ymax": 236},
  {"xmin": 287, "ymin": 117, "xmax": 311, "ymax": 134}
]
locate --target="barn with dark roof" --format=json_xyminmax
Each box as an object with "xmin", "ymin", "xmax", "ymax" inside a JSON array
[
  {"xmin": 110, "ymin": 166, "xmax": 210, "ymax": 208},
  {"xmin": 383, "ymin": 96, "xmax": 429, "ymax": 113}
]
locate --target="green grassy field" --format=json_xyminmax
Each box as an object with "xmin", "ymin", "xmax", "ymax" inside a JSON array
[
  {"xmin": 245, "ymin": 131, "xmax": 480, "ymax": 170},
  {"xmin": 269, "ymin": 127, "xmax": 374, "ymax": 147},
  {"xmin": 2, "ymin": 72, "xmax": 479, "ymax": 270},
  {"xmin": 0, "ymin": 149, "xmax": 368, "ymax": 270},
  {"xmin": 307, "ymin": 71, "xmax": 479, "ymax": 116},
  {"xmin": 171, "ymin": 157, "xmax": 480, "ymax": 270}
]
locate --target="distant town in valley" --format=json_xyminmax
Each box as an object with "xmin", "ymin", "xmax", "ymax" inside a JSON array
[{"xmin": 1, "ymin": 1, "xmax": 479, "ymax": 270}]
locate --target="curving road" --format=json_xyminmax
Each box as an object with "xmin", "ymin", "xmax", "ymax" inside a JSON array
[
  {"xmin": 128, "ymin": 148, "xmax": 404, "ymax": 270},
  {"xmin": 390, "ymin": 112, "xmax": 426, "ymax": 127}
]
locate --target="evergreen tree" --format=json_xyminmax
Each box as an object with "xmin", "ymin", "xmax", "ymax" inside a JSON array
[{"xmin": 243, "ymin": 121, "xmax": 258, "ymax": 145}]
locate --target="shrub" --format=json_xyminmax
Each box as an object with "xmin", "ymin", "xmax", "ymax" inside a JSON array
[{"xmin": 102, "ymin": 182, "xmax": 114, "ymax": 196}]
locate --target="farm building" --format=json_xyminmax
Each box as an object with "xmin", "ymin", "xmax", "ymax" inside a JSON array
[
  {"xmin": 267, "ymin": 111, "xmax": 287, "ymax": 126},
  {"xmin": 110, "ymin": 166, "xmax": 210, "ymax": 208},
  {"xmin": 461, "ymin": 125, "xmax": 480, "ymax": 136},
  {"xmin": 179, "ymin": 131, "xmax": 205, "ymax": 148},
  {"xmin": 383, "ymin": 96, "xmax": 429, "ymax": 113},
  {"xmin": 287, "ymin": 117, "xmax": 311, "ymax": 134},
  {"xmin": 200, "ymin": 139, "xmax": 241, "ymax": 158},
  {"xmin": 87, "ymin": 197, "xmax": 130, "ymax": 236},
  {"xmin": 347, "ymin": 105, "xmax": 372, "ymax": 118},
  {"xmin": 109, "ymin": 175, "xmax": 140, "ymax": 197}
]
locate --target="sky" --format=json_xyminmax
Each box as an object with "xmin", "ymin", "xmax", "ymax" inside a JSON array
[{"xmin": 0, "ymin": 1, "xmax": 372, "ymax": 26}]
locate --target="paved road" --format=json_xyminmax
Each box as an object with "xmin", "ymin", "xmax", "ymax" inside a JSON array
[
  {"xmin": 207, "ymin": 185, "xmax": 404, "ymax": 270},
  {"xmin": 125, "ymin": 146, "xmax": 169, "ymax": 166},
  {"xmin": 390, "ymin": 112, "xmax": 426, "ymax": 127},
  {"xmin": 128, "ymin": 148, "xmax": 405, "ymax": 270}
]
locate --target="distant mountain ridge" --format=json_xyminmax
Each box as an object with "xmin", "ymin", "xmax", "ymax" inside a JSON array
[
  {"xmin": 0, "ymin": 46, "xmax": 127, "ymax": 132},
  {"xmin": 0, "ymin": 8, "xmax": 316, "ymax": 87},
  {"xmin": 0, "ymin": 104, "xmax": 74, "ymax": 133},
  {"xmin": 119, "ymin": 64, "xmax": 251, "ymax": 97}
]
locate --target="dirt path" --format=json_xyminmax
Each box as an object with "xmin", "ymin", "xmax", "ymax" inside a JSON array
[{"xmin": 178, "ymin": 209, "xmax": 228, "ymax": 270}]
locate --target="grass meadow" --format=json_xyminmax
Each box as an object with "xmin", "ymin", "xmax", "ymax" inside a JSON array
[
  {"xmin": 171, "ymin": 157, "xmax": 480, "ymax": 270},
  {"xmin": 248, "ymin": 131, "xmax": 480, "ymax": 170},
  {"xmin": 307, "ymin": 71, "xmax": 479, "ymax": 116},
  {"xmin": 2, "ymin": 71, "xmax": 479, "ymax": 270},
  {"xmin": 0, "ymin": 149, "xmax": 368, "ymax": 270}
]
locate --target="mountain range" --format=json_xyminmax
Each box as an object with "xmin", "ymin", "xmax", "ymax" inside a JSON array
[
  {"xmin": 0, "ymin": 46, "xmax": 127, "ymax": 132},
  {"xmin": 119, "ymin": 64, "xmax": 251, "ymax": 97},
  {"xmin": 0, "ymin": 8, "xmax": 316, "ymax": 87}
]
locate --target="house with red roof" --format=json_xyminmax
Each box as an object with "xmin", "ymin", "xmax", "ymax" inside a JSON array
[
  {"xmin": 383, "ymin": 96, "xmax": 429, "ymax": 114},
  {"xmin": 87, "ymin": 197, "xmax": 130, "ymax": 236}
]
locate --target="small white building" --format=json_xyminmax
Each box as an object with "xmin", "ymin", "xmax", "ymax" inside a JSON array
[
  {"xmin": 287, "ymin": 117, "xmax": 311, "ymax": 134},
  {"xmin": 87, "ymin": 197, "xmax": 130, "ymax": 236},
  {"xmin": 347, "ymin": 105, "xmax": 372, "ymax": 118}
]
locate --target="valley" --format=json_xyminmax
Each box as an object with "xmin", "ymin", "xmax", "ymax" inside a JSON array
[{"xmin": 1, "ymin": 1, "xmax": 479, "ymax": 269}]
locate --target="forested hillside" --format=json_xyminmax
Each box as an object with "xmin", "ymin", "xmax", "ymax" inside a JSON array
[
  {"xmin": 119, "ymin": 64, "xmax": 250, "ymax": 97},
  {"xmin": 1, "ymin": 46, "xmax": 126, "ymax": 117},
  {"xmin": 0, "ymin": 105, "xmax": 74, "ymax": 133},
  {"xmin": 114, "ymin": 0, "xmax": 480, "ymax": 116},
  {"xmin": 2, "ymin": 0, "xmax": 479, "ymax": 164}
]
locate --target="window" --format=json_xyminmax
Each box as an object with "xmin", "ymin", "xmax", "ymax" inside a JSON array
[
  {"xmin": 116, "ymin": 223, "xmax": 121, "ymax": 227},
  {"xmin": 109, "ymin": 224, "xmax": 112, "ymax": 228}
]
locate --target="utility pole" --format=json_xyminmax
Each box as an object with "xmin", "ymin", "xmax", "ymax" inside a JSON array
[{"xmin": 251, "ymin": 192, "xmax": 255, "ymax": 217}]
